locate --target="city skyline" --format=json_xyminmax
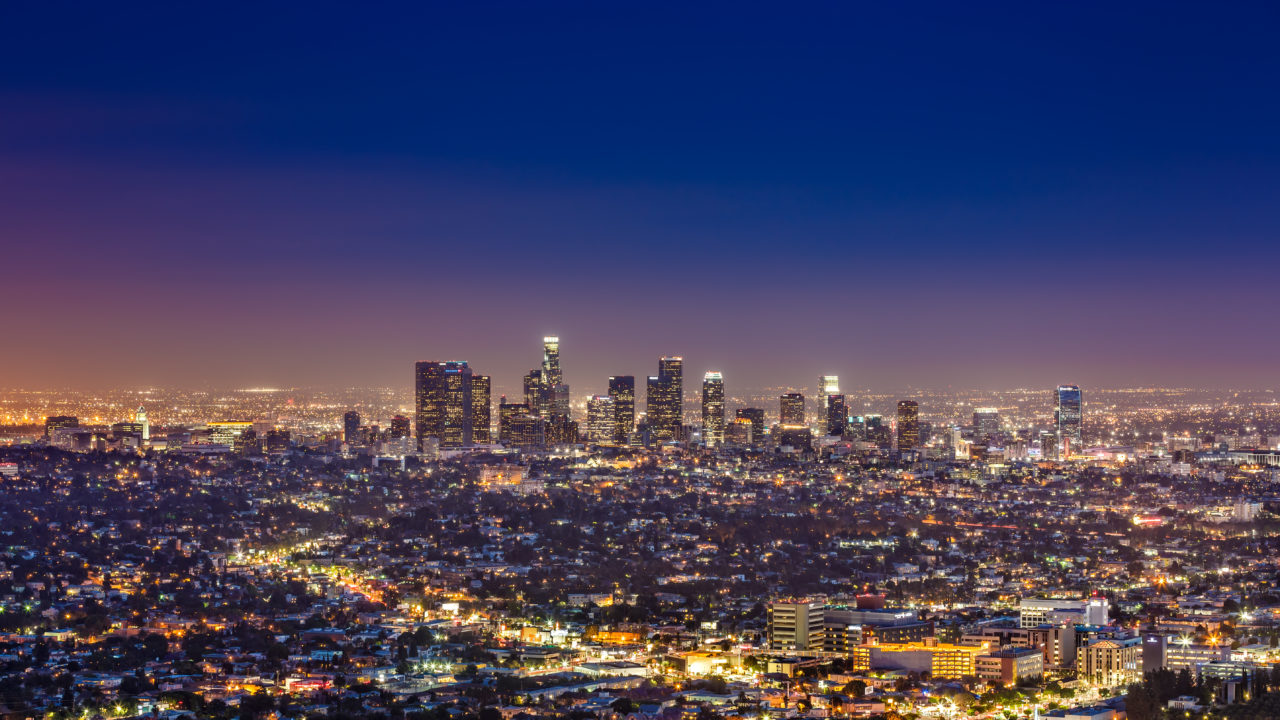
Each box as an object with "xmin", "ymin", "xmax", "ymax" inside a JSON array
[{"xmin": 4, "ymin": 6, "xmax": 1280, "ymax": 718}]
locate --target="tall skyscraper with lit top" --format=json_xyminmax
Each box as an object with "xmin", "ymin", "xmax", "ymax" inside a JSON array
[
  {"xmin": 1056, "ymin": 384, "xmax": 1083, "ymax": 456},
  {"xmin": 701, "ymin": 371, "xmax": 725, "ymax": 446},
  {"xmin": 526, "ymin": 336, "xmax": 569, "ymax": 422},
  {"xmin": 646, "ymin": 356, "xmax": 684, "ymax": 442},
  {"xmin": 818, "ymin": 374, "xmax": 840, "ymax": 428},
  {"xmin": 542, "ymin": 336, "xmax": 562, "ymax": 387}
]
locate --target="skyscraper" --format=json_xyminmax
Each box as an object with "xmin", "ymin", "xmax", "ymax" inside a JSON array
[
  {"xmin": 586, "ymin": 395, "xmax": 616, "ymax": 443},
  {"xmin": 896, "ymin": 400, "xmax": 920, "ymax": 451},
  {"xmin": 546, "ymin": 383, "xmax": 571, "ymax": 420},
  {"xmin": 498, "ymin": 398, "xmax": 533, "ymax": 444},
  {"xmin": 527, "ymin": 336, "xmax": 569, "ymax": 422},
  {"xmin": 389, "ymin": 415, "xmax": 411, "ymax": 439},
  {"xmin": 542, "ymin": 336, "xmax": 562, "ymax": 387},
  {"xmin": 818, "ymin": 374, "xmax": 840, "ymax": 428},
  {"xmin": 736, "ymin": 407, "xmax": 765, "ymax": 442},
  {"xmin": 825, "ymin": 394, "xmax": 848, "ymax": 436},
  {"xmin": 701, "ymin": 371, "xmax": 725, "ymax": 446},
  {"xmin": 1056, "ymin": 384, "xmax": 1083, "ymax": 456},
  {"xmin": 780, "ymin": 393, "xmax": 805, "ymax": 426},
  {"xmin": 646, "ymin": 356, "xmax": 683, "ymax": 442},
  {"xmin": 343, "ymin": 411, "xmax": 361, "ymax": 444},
  {"xmin": 415, "ymin": 360, "xmax": 474, "ymax": 449},
  {"xmin": 608, "ymin": 375, "xmax": 635, "ymax": 443},
  {"xmin": 135, "ymin": 406, "xmax": 149, "ymax": 441},
  {"xmin": 523, "ymin": 369, "xmax": 544, "ymax": 417},
  {"xmin": 972, "ymin": 407, "xmax": 1001, "ymax": 441},
  {"xmin": 471, "ymin": 374, "xmax": 491, "ymax": 444},
  {"xmin": 865, "ymin": 414, "xmax": 889, "ymax": 448}
]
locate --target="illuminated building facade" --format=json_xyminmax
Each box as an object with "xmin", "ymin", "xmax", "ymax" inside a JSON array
[
  {"xmin": 586, "ymin": 395, "xmax": 616, "ymax": 443},
  {"xmin": 608, "ymin": 375, "xmax": 635, "ymax": 443},
  {"xmin": 389, "ymin": 415, "xmax": 411, "ymax": 439},
  {"xmin": 208, "ymin": 420, "xmax": 254, "ymax": 449},
  {"xmin": 498, "ymin": 400, "xmax": 534, "ymax": 444},
  {"xmin": 646, "ymin": 356, "xmax": 683, "ymax": 442},
  {"xmin": 542, "ymin": 336, "xmax": 561, "ymax": 387},
  {"xmin": 768, "ymin": 600, "xmax": 825, "ymax": 651},
  {"xmin": 825, "ymin": 393, "xmax": 848, "ymax": 436},
  {"xmin": 736, "ymin": 407, "xmax": 764, "ymax": 442},
  {"xmin": 415, "ymin": 360, "xmax": 475, "ymax": 448},
  {"xmin": 471, "ymin": 374, "xmax": 491, "ymax": 443},
  {"xmin": 818, "ymin": 374, "xmax": 839, "ymax": 428},
  {"xmin": 780, "ymin": 393, "xmax": 805, "ymax": 426},
  {"xmin": 701, "ymin": 371, "xmax": 725, "ymax": 446},
  {"xmin": 972, "ymin": 407, "xmax": 1001, "ymax": 441},
  {"xmin": 727, "ymin": 416, "xmax": 754, "ymax": 445},
  {"xmin": 44, "ymin": 415, "xmax": 78, "ymax": 439},
  {"xmin": 1076, "ymin": 636, "xmax": 1141, "ymax": 686},
  {"xmin": 896, "ymin": 400, "xmax": 919, "ymax": 451},
  {"xmin": 850, "ymin": 642, "xmax": 989, "ymax": 679},
  {"xmin": 523, "ymin": 369, "xmax": 543, "ymax": 417},
  {"xmin": 1056, "ymin": 384, "xmax": 1083, "ymax": 456}
]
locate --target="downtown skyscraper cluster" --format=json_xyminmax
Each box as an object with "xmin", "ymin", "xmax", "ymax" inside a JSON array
[{"xmin": 412, "ymin": 337, "xmax": 1084, "ymax": 460}]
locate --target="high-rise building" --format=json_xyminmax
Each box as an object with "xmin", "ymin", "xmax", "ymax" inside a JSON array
[
  {"xmin": 780, "ymin": 393, "xmax": 805, "ymax": 426},
  {"xmin": 865, "ymin": 414, "xmax": 890, "ymax": 448},
  {"xmin": 897, "ymin": 400, "xmax": 920, "ymax": 451},
  {"xmin": 586, "ymin": 395, "xmax": 616, "ymax": 443},
  {"xmin": 523, "ymin": 369, "xmax": 544, "ymax": 418},
  {"xmin": 542, "ymin": 336, "xmax": 562, "ymax": 387},
  {"xmin": 646, "ymin": 356, "xmax": 684, "ymax": 442},
  {"xmin": 1040, "ymin": 430, "xmax": 1058, "ymax": 460},
  {"xmin": 503, "ymin": 413, "xmax": 545, "ymax": 448},
  {"xmin": 415, "ymin": 360, "xmax": 475, "ymax": 449},
  {"xmin": 727, "ymin": 417, "xmax": 754, "ymax": 445},
  {"xmin": 264, "ymin": 428, "xmax": 291, "ymax": 454},
  {"xmin": 1056, "ymin": 385, "xmax": 1083, "ymax": 456},
  {"xmin": 471, "ymin": 374, "xmax": 491, "ymax": 444},
  {"xmin": 825, "ymin": 394, "xmax": 848, "ymax": 436},
  {"xmin": 523, "ymin": 337, "xmax": 569, "ymax": 423},
  {"xmin": 135, "ymin": 406, "xmax": 149, "ymax": 441},
  {"xmin": 546, "ymin": 383, "xmax": 570, "ymax": 420},
  {"xmin": 209, "ymin": 420, "xmax": 254, "ymax": 449},
  {"xmin": 973, "ymin": 407, "xmax": 1001, "ymax": 441},
  {"xmin": 737, "ymin": 407, "xmax": 765, "ymax": 442},
  {"xmin": 498, "ymin": 399, "xmax": 531, "ymax": 444},
  {"xmin": 44, "ymin": 416, "xmax": 79, "ymax": 439},
  {"xmin": 769, "ymin": 599, "xmax": 825, "ymax": 651},
  {"xmin": 818, "ymin": 375, "xmax": 840, "ymax": 427},
  {"xmin": 820, "ymin": 375, "xmax": 840, "ymax": 393},
  {"xmin": 389, "ymin": 415, "xmax": 411, "ymax": 439},
  {"xmin": 544, "ymin": 414, "xmax": 578, "ymax": 445},
  {"xmin": 343, "ymin": 411, "xmax": 361, "ymax": 444},
  {"xmin": 701, "ymin": 371, "xmax": 725, "ymax": 446},
  {"xmin": 608, "ymin": 375, "xmax": 635, "ymax": 443}
]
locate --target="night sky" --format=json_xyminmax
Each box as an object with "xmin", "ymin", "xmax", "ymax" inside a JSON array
[{"xmin": 3, "ymin": 2, "xmax": 1279, "ymax": 396}]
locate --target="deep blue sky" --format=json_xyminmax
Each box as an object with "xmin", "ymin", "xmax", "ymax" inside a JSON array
[{"xmin": 3, "ymin": 2, "xmax": 1279, "ymax": 395}]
